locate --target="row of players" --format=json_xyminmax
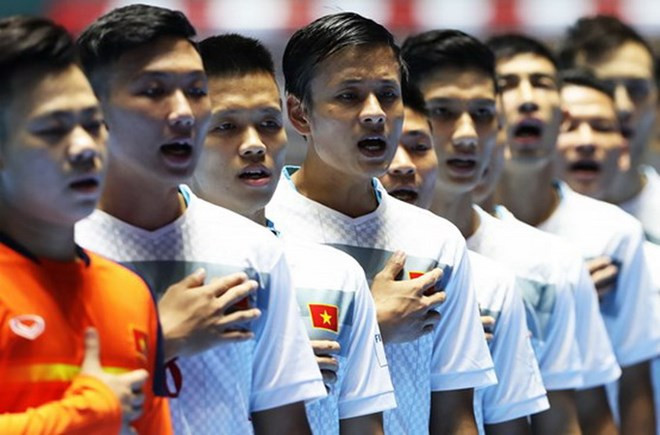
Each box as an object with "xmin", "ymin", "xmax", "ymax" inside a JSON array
[{"xmin": 0, "ymin": 4, "xmax": 659, "ymax": 435}]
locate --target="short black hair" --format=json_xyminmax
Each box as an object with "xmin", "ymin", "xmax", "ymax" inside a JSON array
[
  {"xmin": 560, "ymin": 67, "xmax": 615, "ymax": 100},
  {"xmin": 0, "ymin": 16, "xmax": 77, "ymax": 141},
  {"xmin": 200, "ymin": 34, "xmax": 275, "ymax": 79},
  {"xmin": 401, "ymin": 79, "xmax": 427, "ymax": 116},
  {"xmin": 486, "ymin": 33, "xmax": 558, "ymax": 69},
  {"xmin": 77, "ymin": 3, "xmax": 197, "ymax": 97},
  {"xmin": 558, "ymin": 15, "xmax": 655, "ymax": 72},
  {"xmin": 401, "ymin": 29, "xmax": 496, "ymax": 90},
  {"xmin": 283, "ymin": 12, "xmax": 403, "ymax": 105}
]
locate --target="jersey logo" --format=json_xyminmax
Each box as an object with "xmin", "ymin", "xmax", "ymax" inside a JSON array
[
  {"xmin": 9, "ymin": 314, "xmax": 45, "ymax": 340},
  {"xmin": 408, "ymin": 271, "xmax": 424, "ymax": 279},
  {"xmin": 133, "ymin": 328, "xmax": 149, "ymax": 360},
  {"xmin": 308, "ymin": 304, "xmax": 339, "ymax": 333}
]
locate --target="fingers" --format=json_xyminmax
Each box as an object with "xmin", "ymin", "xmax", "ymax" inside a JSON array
[
  {"xmin": 423, "ymin": 290, "xmax": 446, "ymax": 309},
  {"xmin": 216, "ymin": 308, "xmax": 261, "ymax": 330},
  {"xmin": 80, "ymin": 328, "xmax": 101, "ymax": 373},
  {"xmin": 121, "ymin": 368, "xmax": 148, "ymax": 391},
  {"xmin": 586, "ymin": 256, "xmax": 612, "ymax": 274},
  {"xmin": 413, "ymin": 268, "xmax": 443, "ymax": 296},
  {"xmin": 311, "ymin": 340, "xmax": 341, "ymax": 355},
  {"xmin": 207, "ymin": 272, "xmax": 251, "ymax": 297},
  {"xmin": 376, "ymin": 251, "xmax": 406, "ymax": 281},
  {"xmin": 177, "ymin": 268, "xmax": 207, "ymax": 289},
  {"xmin": 214, "ymin": 280, "xmax": 259, "ymax": 312},
  {"xmin": 481, "ymin": 315, "xmax": 495, "ymax": 330},
  {"xmin": 592, "ymin": 264, "xmax": 619, "ymax": 289},
  {"xmin": 218, "ymin": 329, "xmax": 255, "ymax": 342}
]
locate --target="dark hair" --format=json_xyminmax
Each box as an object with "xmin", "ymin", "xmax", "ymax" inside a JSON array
[
  {"xmin": 560, "ymin": 67, "xmax": 615, "ymax": 100},
  {"xmin": 401, "ymin": 79, "xmax": 427, "ymax": 116},
  {"xmin": 0, "ymin": 16, "xmax": 77, "ymax": 141},
  {"xmin": 558, "ymin": 15, "xmax": 655, "ymax": 72},
  {"xmin": 283, "ymin": 12, "xmax": 403, "ymax": 105},
  {"xmin": 77, "ymin": 3, "xmax": 197, "ymax": 96},
  {"xmin": 200, "ymin": 34, "xmax": 275, "ymax": 79},
  {"xmin": 486, "ymin": 33, "xmax": 558, "ymax": 69},
  {"xmin": 401, "ymin": 29, "xmax": 496, "ymax": 90}
]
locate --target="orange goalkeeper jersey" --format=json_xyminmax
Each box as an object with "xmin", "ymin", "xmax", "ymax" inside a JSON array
[{"xmin": 0, "ymin": 236, "xmax": 171, "ymax": 434}]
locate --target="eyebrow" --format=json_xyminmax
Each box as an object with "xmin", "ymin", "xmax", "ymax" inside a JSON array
[
  {"xmin": 426, "ymin": 97, "xmax": 496, "ymax": 105},
  {"xmin": 213, "ymin": 106, "xmax": 282, "ymax": 116},
  {"xmin": 336, "ymin": 78, "xmax": 399, "ymax": 86},
  {"xmin": 135, "ymin": 70, "xmax": 206, "ymax": 80},
  {"xmin": 34, "ymin": 106, "xmax": 102, "ymax": 120}
]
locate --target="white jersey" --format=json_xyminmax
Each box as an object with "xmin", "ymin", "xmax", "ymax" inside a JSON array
[
  {"xmin": 468, "ymin": 206, "xmax": 584, "ymax": 390},
  {"xmin": 536, "ymin": 182, "xmax": 660, "ymax": 368},
  {"xmin": 619, "ymin": 165, "xmax": 660, "ymax": 244},
  {"xmin": 641, "ymin": 241, "xmax": 660, "ymax": 435},
  {"xmin": 494, "ymin": 206, "xmax": 621, "ymax": 389},
  {"xmin": 267, "ymin": 167, "xmax": 496, "ymax": 434},
  {"xmin": 468, "ymin": 251, "xmax": 548, "ymax": 431},
  {"xmin": 76, "ymin": 186, "xmax": 326, "ymax": 435},
  {"xmin": 279, "ymin": 235, "xmax": 396, "ymax": 434}
]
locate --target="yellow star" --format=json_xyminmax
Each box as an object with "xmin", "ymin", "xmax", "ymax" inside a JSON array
[{"xmin": 320, "ymin": 310, "xmax": 332, "ymax": 325}]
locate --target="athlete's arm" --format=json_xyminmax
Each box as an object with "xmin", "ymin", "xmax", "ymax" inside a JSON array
[
  {"xmin": 484, "ymin": 418, "xmax": 531, "ymax": 435},
  {"xmin": 340, "ymin": 412, "xmax": 383, "ymax": 435},
  {"xmin": 531, "ymin": 390, "xmax": 581, "ymax": 435},
  {"xmin": 430, "ymin": 389, "xmax": 478, "ymax": 435},
  {"xmin": 619, "ymin": 360, "xmax": 656, "ymax": 435},
  {"xmin": 252, "ymin": 402, "xmax": 311, "ymax": 435},
  {"xmin": 158, "ymin": 268, "xmax": 260, "ymax": 359},
  {"xmin": 371, "ymin": 251, "xmax": 446, "ymax": 343},
  {"xmin": 576, "ymin": 386, "xmax": 617, "ymax": 435}
]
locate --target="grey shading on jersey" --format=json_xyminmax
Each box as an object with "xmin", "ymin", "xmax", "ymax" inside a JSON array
[
  {"xmin": 646, "ymin": 232, "xmax": 660, "ymax": 245},
  {"xmin": 295, "ymin": 287, "xmax": 356, "ymax": 357},
  {"xmin": 326, "ymin": 244, "xmax": 453, "ymax": 291},
  {"xmin": 585, "ymin": 256, "xmax": 622, "ymax": 317},
  {"xmin": 121, "ymin": 260, "xmax": 269, "ymax": 331},
  {"xmin": 516, "ymin": 277, "xmax": 556, "ymax": 343}
]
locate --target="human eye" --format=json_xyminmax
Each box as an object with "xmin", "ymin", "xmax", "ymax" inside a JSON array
[
  {"xmin": 472, "ymin": 106, "xmax": 496, "ymax": 123},
  {"xmin": 211, "ymin": 121, "xmax": 236, "ymax": 133},
  {"xmin": 260, "ymin": 118, "xmax": 282, "ymax": 131},
  {"xmin": 187, "ymin": 84, "xmax": 208, "ymax": 98},
  {"xmin": 429, "ymin": 106, "xmax": 455, "ymax": 120},
  {"xmin": 410, "ymin": 141, "xmax": 431, "ymax": 153},
  {"xmin": 497, "ymin": 75, "xmax": 518, "ymax": 92},
  {"xmin": 140, "ymin": 84, "xmax": 166, "ymax": 98},
  {"xmin": 379, "ymin": 87, "xmax": 400, "ymax": 101}
]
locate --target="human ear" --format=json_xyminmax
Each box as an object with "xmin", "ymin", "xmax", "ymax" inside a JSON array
[{"xmin": 286, "ymin": 95, "xmax": 311, "ymax": 136}]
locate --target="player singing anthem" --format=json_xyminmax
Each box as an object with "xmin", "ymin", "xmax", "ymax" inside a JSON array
[
  {"xmin": 266, "ymin": 12, "xmax": 496, "ymax": 434},
  {"xmin": 74, "ymin": 5, "xmax": 325, "ymax": 434},
  {"xmin": 0, "ymin": 16, "xmax": 171, "ymax": 434}
]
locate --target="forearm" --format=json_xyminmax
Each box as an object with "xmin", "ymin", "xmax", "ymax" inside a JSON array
[
  {"xmin": 531, "ymin": 390, "xmax": 581, "ymax": 435},
  {"xmin": 485, "ymin": 417, "xmax": 531, "ymax": 435},
  {"xmin": 252, "ymin": 402, "xmax": 312, "ymax": 435},
  {"xmin": 619, "ymin": 360, "xmax": 656, "ymax": 435},
  {"xmin": 430, "ymin": 389, "xmax": 478, "ymax": 435},
  {"xmin": 0, "ymin": 375, "xmax": 121, "ymax": 435},
  {"xmin": 340, "ymin": 412, "xmax": 383, "ymax": 435},
  {"xmin": 576, "ymin": 386, "xmax": 617, "ymax": 435}
]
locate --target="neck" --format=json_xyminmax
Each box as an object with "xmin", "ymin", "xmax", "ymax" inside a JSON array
[
  {"xmin": 497, "ymin": 159, "xmax": 558, "ymax": 227},
  {"xmin": 248, "ymin": 208, "xmax": 267, "ymax": 226},
  {"xmin": 429, "ymin": 187, "xmax": 478, "ymax": 239},
  {"xmin": 477, "ymin": 191, "xmax": 496, "ymax": 215},
  {"xmin": 0, "ymin": 204, "xmax": 76, "ymax": 261},
  {"xmin": 293, "ymin": 153, "xmax": 379, "ymax": 218},
  {"xmin": 605, "ymin": 166, "xmax": 645, "ymax": 204},
  {"xmin": 99, "ymin": 159, "xmax": 185, "ymax": 231}
]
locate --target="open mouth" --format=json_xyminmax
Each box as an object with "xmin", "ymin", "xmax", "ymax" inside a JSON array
[
  {"xmin": 69, "ymin": 177, "xmax": 99, "ymax": 192},
  {"xmin": 389, "ymin": 188, "xmax": 419, "ymax": 203},
  {"xmin": 446, "ymin": 158, "xmax": 477, "ymax": 173},
  {"xmin": 238, "ymin": 166, "xmax": 272, "ymax": 186},
  {"xmin": 621, "ymin": 125, "xmax": 634, "ymax": 139},
  {"xmin": 160, "ymin": 141, "xmax": 193, "ymax": 158},
  {"xmin": 357, "ymin": 137, "xmax": 387, "ymax": 157},
  {"xmin": 513, "ymin": 119, "xmax": 543, "ymax": 142},
  {"xmin": 569, "ymin": 160, "xmax": 600, "ymax": 173}
]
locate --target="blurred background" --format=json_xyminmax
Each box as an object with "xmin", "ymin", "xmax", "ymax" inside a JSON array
[{"xmin": 5, "ymin": 0, "xmax": 660, "ymax": 167}]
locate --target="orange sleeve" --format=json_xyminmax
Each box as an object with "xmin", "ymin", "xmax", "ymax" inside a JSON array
[
  {"xmin": 0, "ymin": 375, "xmax": 122, "ymax": 435},
  {"xmin": 131, "ymin": 291, "xmax": 173, "ymax": 435}
]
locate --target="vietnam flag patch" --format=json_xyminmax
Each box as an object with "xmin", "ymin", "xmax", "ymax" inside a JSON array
[
  {"xmin": 133, "ymin": 328, "xmax": 149, "ymax": 360},
  {"xmin": 308, "ymin": 304, "xmax": 339, "ymax": 333},
  {"xmin": 409, "ymin": 271, "xmax": 424, "ymax": 280}
]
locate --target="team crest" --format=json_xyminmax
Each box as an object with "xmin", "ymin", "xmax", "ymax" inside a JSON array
[
  {"xmin": 132, "ymin": 328, "xmax": 149, "ymax": 360},
  {"xmin": 308, "ymin": 303, "xmax": 339, "ymax": 333},
  {"xmin": 9, "ymin": 314, "xmax": 45, "ymax": 340}
]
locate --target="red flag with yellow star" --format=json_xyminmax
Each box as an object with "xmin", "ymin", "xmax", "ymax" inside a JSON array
[
  {"xmin": 308, "ymin": 304, "xmax": 339, "ymax": 332},
  {"xmin": 133, "ymin": 328, "xmax": 149, "ymax": 360}
]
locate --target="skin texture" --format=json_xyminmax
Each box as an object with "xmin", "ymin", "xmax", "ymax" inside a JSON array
[
  {"xmin": 495, "ymin": 52, "xmax": 623, "ymax": 435},
  {"xmin": 0, "ymin": 63, "xmax": 147, "ymax": 431},
  {"xmin": 379, "ymin": 107, "xmax": 438, "ymax": 209},
  {"xmin": 557, "ymin": 84, "xmax": 629, "ymax": 200},
  {"xmin": 95, "ymin": 36, "xmax": 261, "ymax": 362}
]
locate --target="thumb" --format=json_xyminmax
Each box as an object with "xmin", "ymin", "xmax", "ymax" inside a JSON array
[
  {"xmin": 377, "ymin": 251, "xmax": 406, "ymax": 281},
  {"xmin": 81, "ymin": 327, "xmax": 101, "ymax": 373},
  {"xmin": 121, "ymin": 368, "xmax": 149, "ymax": 390}
]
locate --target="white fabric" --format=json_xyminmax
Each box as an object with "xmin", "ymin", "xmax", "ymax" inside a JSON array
[
  {"xmin": 619, "ymin": 165, "xmax": 660, "ymax": 244},
  {"xmin": 468, "ymin": 251, "xmax": 549, "ymax": 430},
  {"xmin": 494, "ymin": 206, "xmax": 621, "ymax": 389},
  {"xmin": 642, "ymin": 241, "xmax": 660, "ymax": 435},
  {"xmin": 281, "ymin": 238, "xmax": 396, "ymax": 434},
  {"xmin": 468, "ymin": 206, "xmax": 584, "ymax": 390},
  {"xmin": 267, "ymin": 167, "xmax": 496, "ymax": 434},
  {"xmin": 76, "ymin": 186, "xmax": 326, "ymax": 435},
  {"xmin": 537, "ymin": 182, "xmax": 660, "ymax": 368}
]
